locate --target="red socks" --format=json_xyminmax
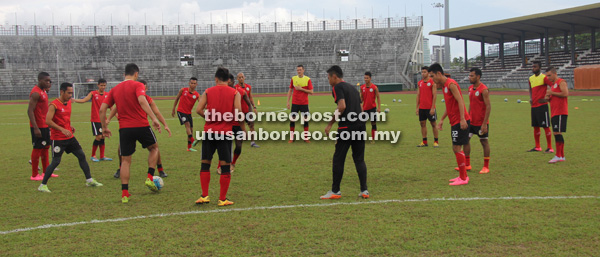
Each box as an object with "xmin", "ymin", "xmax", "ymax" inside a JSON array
[
  {"xmin": 122, "ymin": 189, "xmax": 129, "ymax": 197},
  {"xmin": 544, "ymin": 127, "xmax": 552, "ymax": 149},
  {"xmin": 454, "ymin": 151, "xmax": 468, "ymax": 180},
  {"xmin": 220, "ymin": 174, "xmax": 231, "ymax": 201},
  {"xmin": 200, "ymin": 172, "xmax": 210, "ymax": 197},
  {"xmin": 92, "ymin": 145, "xmax": 98, "ymax": 157},
  {"xmin": 484, "ymin": 157, "xmax": 490, "ymax": 168},
  {"xmin": 534, "ymin": 127, "xmax": 541, "ymax": 148},
  {"xmin": 31, "ymin": 149, "xmax": 41, "ymax": 177},
  {"xmin": 556, "ymin": 142, "xmax": 565, "ymax": 158},
  {"xmin": 371, "ymin": 129, "xmax": 376, "ymax": 139},
  {"xmin": 232, "ymin": 154, "xmax": 240, "ymax": 165},
  {"xmin": 99, "ymin": 144, "xmax": 105, "ymax": 158}
]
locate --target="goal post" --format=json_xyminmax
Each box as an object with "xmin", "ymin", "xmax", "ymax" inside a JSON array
[{"xmin": 73, "ymin": 81, "xmax": 121, "ymax": 100}]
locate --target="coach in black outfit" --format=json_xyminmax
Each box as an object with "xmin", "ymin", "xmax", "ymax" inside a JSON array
[{"xmin": 322, "ymin": 65, "xmax": 369, "ymax": 200}]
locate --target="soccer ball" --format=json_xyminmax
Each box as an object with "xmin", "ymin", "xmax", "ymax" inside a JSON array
[
  {"xmin": 393, "ymin": 99, "xmax": 396, "ymax": 102},
  {"xmin": 398, "ymin": 99, "xmax": 402, "ymax": 103},
  {"xmin": 441, "ymin": 99, "xmax": 445, "ymax": 103},
  {"xmin": 517, "ymin": 99, "xmax": 522, "ymax": 103},
  {"xmin": 504, "ymin": 98, "xmax": 508, "ymax": 102},
  {"xmin": 384, "ymin": 108, "xmax": 390, "ymax": 113},
  {"xmin": 153, "ymin": 176, "xmax": 164, "ymax": 190}
]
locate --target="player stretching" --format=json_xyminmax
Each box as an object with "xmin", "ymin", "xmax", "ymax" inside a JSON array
[
  {"xmin": 286, "ymin": 64, "xmax": 313, "ymax": 143},
  {"xmin": 416, "ymin": 66, "xmax": 439, "ymax": 147},
  {"xmin": 236, "ymin": 72, "xmax": 259, "ymax": 148},
  {"xmin": 322, "ymin": 65, "xmax": 368, "ymax": 199},
  {"xmin": 195, "ymin": 68, "xmax": 241, "ymax": 207},
  {"xmin": 37, "ymin": 83, "xmax": 102, "ymax": 192},
  {"xmin": 27, "ymin": 72, "xmax": 56, "ymax": 180},
  {"xmin": 544, "ymin": 67, "xmax": 569, "ymax": 163},
  {"xmin": 172, "ymin": 77, "xmax": 200, "ymax": 152},
  {"xmin": 429, "ymin": 63, "xmax": 471, "ymax": 186},
  {"xmin": 527, "ymin": 61, "xmax": 553, "ymax": 153},
  {"xmin": 360, "ymin": 71, "xmax": 381, "ymax": 143},
  {"xmin": 111, "ymin": 80, "xmax": 171, "ymax": 178},
  {"xmin": 463, "ymin": 68, "xmax": 491, "ymax": 174},
  {"xmin": 99, "ymin": 63, "xmax": 166, "ymax": 203},
  {"xmin": 74, "ymin": 78, "xmax": 113, "ymax": 162}
]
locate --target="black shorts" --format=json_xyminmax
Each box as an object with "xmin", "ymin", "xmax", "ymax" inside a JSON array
[
  {"xmin": 51, "ymin": 137, "xmax": 82, "ymax": 158},
  {"xmin": 451, "ymin": 121, "xmax": 470, "ymax": 146},
  {"xmin": 291, "ymin": 104, "xmax": 310, "ymax": 114},
  {"xmin": 119, "ymin": 126, "xmax": 157, "ymax": 156},
  {"xmin": 30, "ymin": 127, "xmax": 51, "ymax": 149},
  {"xmin": 177, "ymin": 111, "xmax": 193, "ymax": 127},
  {"xmin": 364, "ymin": 108, "xmax": 378, "ymax": 122},
  {"xmin": 551, "ymin": 115, "xmax": 567, "ymax": 133},
  {"xmin": 419, "ymin": 109, "xmax": 437, "ymax": 122},
  {"xmin": 201, "ymin": 134, "xmax": 232, "ymax": 162},
  {"xmin": 334, "ymin": 123, "xmax": 367, "ymax": 164},
  {"xmin": 469, "ymin": 124, "xmax": 489, "ymax": 139},
  {"xmin": 232, "ymin": 126, "xmax": 245, "ymax": 140},
  {"xmin": 531, "ymin": 105, "xmax": 550, "ymax": 128},
  {"xmin": 91, "ymin": 122, "xmax": 103, "ymax": 136}
]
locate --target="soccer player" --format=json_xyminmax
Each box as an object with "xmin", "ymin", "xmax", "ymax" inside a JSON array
[
  {"xmin": 110, "ymin": 79, "xmax": 171, "ymax": 178},
  {"xmin": 99, "ymin": 63, "xmax": 166, "ymax": 203},
  {"xmin": 171, "ymin": 77, "xmax": 200, "ymax": 152},
  {"xmin": 544, "ymin": 67, "xmax": 569, "ymax": 163},
  {"xmin": 74, "ymin": 78, "xmax": 113, "ymax": 162},
  {"xmin": 236, "ymin": 72, "xmax": 260, "ymax": 148},
  {"xmin": 360, "ymin": 71, "xmax": 381, "ymax": 142},
  {"xmin": 429, "ymin": 63, "xmax": 471, "ymax": 186},
  {"xmin": 195, "ymin": 67, "xmax": 241, "ymax": 207},
  {"xmin": 527, "ymin": 61, "xmax": 553, "ymax": 153},
  {"xmin": 37, "ymin": 83, "xmax": 103, "ymax": 192},
  {"xmin": 416, "ymin": 66, "xmax": 439, "ymax": 147},
  {"xmin": 286, "ymin": 64, "xmax": 313, "ymax": 143},
  {"xmin": 27, "ymin": 72, "xmax": 56, "ymax": 180},
  {"xmin": 322, "ymin": 65, "xmax": 368, "ymax": 199},
  {"xmin": 463, "ymin": 68, "xmax": 491, "ymax": 174}
]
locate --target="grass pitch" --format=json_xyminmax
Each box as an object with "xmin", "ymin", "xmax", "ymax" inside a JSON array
[{"xmin": 1, "ymin": 92, "xmax": 599, "ymax": 256}]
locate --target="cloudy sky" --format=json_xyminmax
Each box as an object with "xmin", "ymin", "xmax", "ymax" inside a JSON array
[{"xmin": 0, "ymin": 0, "xmax": 598, "ymax": 59}]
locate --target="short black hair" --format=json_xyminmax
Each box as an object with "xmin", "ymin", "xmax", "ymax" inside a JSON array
[
  {"xmin": 215, "ymin": 67, "xmax": 229, "ymax": 82},
  {"xmin": 427, "ymin": 63, "xmax": 444, "ymax": 75},
  {"xmin": 38, "ymin": 72, "xmax": 50, "ymax": 81},
  {"xmin": 138, "ymin": 79, "xmax": 147, "ymax": 85},
  {"xmin": 421, "ymin": 66, "xmax": 429, "ymax": 71},
  {"xmin": 297, "ymin": 64, "xmax": 304, "ymax": 69},
  {"xmin": 190, "ymin": 77, "xmax": 198, "ymax": 81},
  {"xmin": 326, "ymin": 65, "xmax": 344, "ymax": 78},
  {"xmin": 470, "ymin": 67, "xmax": 482, "ymax": 78},
  {"xmin": 364, "ymin": 71, "xmax": 372, "ymax": 78},
  {"xmin": 545, "ymin": 66, "xmax": 556, "ymax": 73},
  {"xmin": 98, "ymin": 78, "xmax": 107, "ymax": 84},
  {"xmin": 228, "ymin": 73, "xmax": 235, "ymax": 81},
  {"xmin": 125, "ymin": 63, "xmax": 140, "ymax": 76},
  {"xmin": 532, "ymin": 61, "xmax": 542, "ymax": 67},
  {"xmin": 60, "ymin": 82, "xmax": 73, "ymax": 92}
]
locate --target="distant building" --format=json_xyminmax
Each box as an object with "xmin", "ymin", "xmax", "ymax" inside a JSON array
[
  {"xmin": 423, "ymin": 38, "xmax": 431, "ymax": 66},
  {"xmin": 431, "ymin": 45, "xmax": 446, "ymax": 65}
]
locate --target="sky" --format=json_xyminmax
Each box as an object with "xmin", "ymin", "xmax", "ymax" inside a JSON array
[{"xmin": 0, "ymin": 0, "xmax": 598, "ymax": 59}]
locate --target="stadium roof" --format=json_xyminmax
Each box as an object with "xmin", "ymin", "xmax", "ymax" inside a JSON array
[{"xmin": 429, "ymin": 3, "xmax": 600, "ymax": 44}]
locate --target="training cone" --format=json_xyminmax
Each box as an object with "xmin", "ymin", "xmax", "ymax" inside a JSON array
[
  {"xmin": 575, "ymin": 107, "xmax": 579, "ymax": 109},
  {"xmin": 257, "ymin": 100, "xmax": 261, "ymax": 106}
]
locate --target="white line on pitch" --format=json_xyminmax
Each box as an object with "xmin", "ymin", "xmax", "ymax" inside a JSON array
[{"xmin": 1, "ymin": 195, "xmax": 597, "ymax": 235}]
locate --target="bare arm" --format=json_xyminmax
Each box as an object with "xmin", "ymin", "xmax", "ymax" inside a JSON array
[
  {"xmin": 549, "ymin": 81, "xmax": 569, "ymax": 97},
  {"xmin": 99, "ymin": 103, "xmax": 112, "ymax": 138},
  {"xmin": 74, "ymin": 91, "xmax": 93, "ymax": 103},
  {"xmin": 415, "ymin": 86, "xmax": 420, "ymax": 112},
  {"xmin": 138, "ymin": 95, "xmax": 160, "ymax": 132},
  {"xmin": 243, "ymin": 93, "xmax": 254, "ymax": 110},
  {"xmin": 171, "ymin": 88, "xmax": 183, "ymax": 117},
  {"xmin": 375, "ymin": 87, "xmax": 381, "ymax": 112},
  {"xmin": 233, "ymin": 93, "xmax": 242, "ymax": 119},
  {"xmin": 294, "ymin": 86, "xmax": 314, "ymax": 94},
  {"xmin": 196, "ymin": 92, "xmax": 207, "ymax": 118},
  {"xmin": 437, "ymin": 110, "xmax": 448, "ymax": 131},
  {"xmin": 107, "ymin": 106, "xmax": 118, "ymax": 123},
  {"xmin": 150, "ymin": 101, "xmax": 171, "ymax": 137},
  {"xmin": 430, "ymin": 83, "xmax": 437, "ymax": 114},
  {"xmin": 528, "ymin": 81, "xmax": 533, "ymax": 106},
  {"xmin": 247, "ymin": 87, "xmax": 255, "ymax": 106},
  {"xmin": 286, "ymin": 88, "xmax": 293, "ymax": 108},
  {"xmin": 325, "ymin": 99, "xmax": 346, "ymax": 134},
  {"xmin": 482, "ymin": 89, "xmax": 491, "ymax": 127},
  {"xmin": 27, "ymin": 92, "xmax": 40, "ymax": 134}
]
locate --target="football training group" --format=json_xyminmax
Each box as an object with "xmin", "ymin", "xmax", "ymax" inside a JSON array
[{"xmin": 26, "ymin": 60, "xmax": 569, "ymax": 204}]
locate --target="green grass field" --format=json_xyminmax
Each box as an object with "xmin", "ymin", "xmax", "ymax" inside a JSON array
[{"xmin": 1, "ymin": 92, "xmax": 599, "ymax": 256}]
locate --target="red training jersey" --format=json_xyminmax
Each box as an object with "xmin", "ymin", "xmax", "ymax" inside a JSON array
[
  {"xmin": 236, "ymin": 83, "xmax": 252, "ymax": 96},
  {"xmin": 418, "ymin": 79, "xmax": 435, "ymax": 109},
  {"xmin": 49, "ymin": 99, "xmax": 74, "ymax": 141},
  {"xmin": 549, "ymin": 78, "xmax": 568, "ymax": 117},
  {"xmin": 103, "ymin": 80, "xmax": 150, "ymax": 129},
  {"xmin": 30, "ymin": 86, "xmax": 49, "ymax": 128},
  {"xmin": 203, "ymin": 85, "xmax": 239, "ymax": 134},
  {"xmin": 90, "ymin": 90, "xmax": 107, "ymax": 122},
  {"xmin": 529, "ymin": 73, "xmax": 552, "ymax": 108},
  {"xmin": 234, "ymin": 85, "xmax": 249, "ymax": 113},
  {"xmin": 442, "ymin": 78, "xmax": 471, "ymax": 126},
  {"xmin": 176, "ymin": 87, "xmax": 200, "ymax": 114},
  {"xmin": 289, "ymin": 76, "xmax": 313, "ymax": 105},
  {"xmin": 360, "ymin": 84, "xmax": 378, "ymax": 110},
  {"xmin": 468, "ymin": 83, "xmax": 489, "ymax": 126}
]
